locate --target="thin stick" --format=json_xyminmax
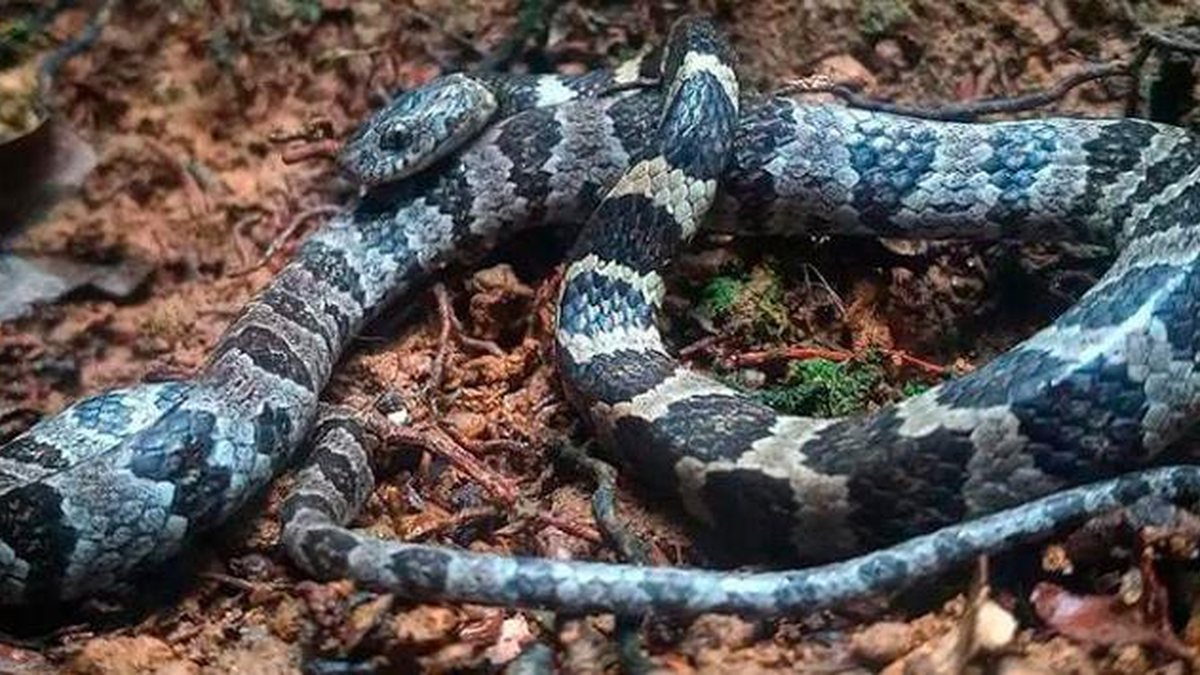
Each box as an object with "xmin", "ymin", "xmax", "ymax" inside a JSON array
[
  {"xmin": 405, "ymin": 505, "xmax": 498, "ymax": 541},
  {"xmin": 779, "ymin": 62, "xmax": 1131, "ymax": 122},
  {"xmin": 886, "ymin": 350, "xmax": 952, "ymax": 376},
  {"xmin": 725, "ymin": 346, "xmax": 853, "ymax": 368},
  {"xmin": 1142, "ymin": 26, "xmax": 1200, "ymax": 57},
  {"xmin": 199, "ymin": 571, "xmax": 268, "ymax": 594},
  {"xmin": 390, "ymin": 424, "xmax": 600, "ymax": 542},
  {"xmin": 387, "ymin": 424, "xmax": 519, "ymax": 506},
  {"xmin": 281, "ymin": 139, "xmax": 341, "ymax": 164},
  {"xmin": 429, "ymin": 283, "xmax": 456, "ymax": 395},
  {"xmin": 678, "ymin": 335, "xmax": 719, "ymax": 360},
  {"xmin": 726, "ymin": 345, "xmax": 949, "ymax": 376},
  {"xmin": 141, "ymin": 136, "xmax": 210, "ymax": 216},
  {"xmin": 230, "ymin": 204, "xmax": 341, "ymax": 277},
  {"xmin": 525, "ymin": 510, "xmax": 602, "ymax": 544},
  {"xmin": 428, "ymin": 283, "xmax": 505, "ymax": 394}
]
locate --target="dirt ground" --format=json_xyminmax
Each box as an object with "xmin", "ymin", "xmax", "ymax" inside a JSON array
[{"xmin": 2, "ymin": 0, "xmax": 1200, "ymax": 672}]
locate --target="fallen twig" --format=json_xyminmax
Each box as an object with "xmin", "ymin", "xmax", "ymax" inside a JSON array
[
  {"xmin": 280, "ymin": 139, "xmax": 341, "ymax": 164},
  {"xmin": 441, "ymin": 285, "xmax": 505, "ymax": 356},
  {"xmin": 405, "ymin": 505, "xmax": 499, "ymax": 541},
  {"xmin": 725, "ymin": 345, "xmax": 853, "ymax": 367},
  {"xmin": 726, "ymin": 345, "xmax": 951, "ymax": 376},
  {"xmin": 141, "ymin": 136, "xmax": 211, "ymax": 216},
  {"xmin": 230, "ymin": 204, "xmax": 341, "ymax": 277},
  {"xmin": 1124, "ymin": 26, "xmax": 1200, "ymax": 117},
  {"xmin": 518, "ymin": 507, "xmax": 602, "ymax": 544},
  {"xmin": 270, "ymin": 118, "xmax": 339, "ymax": 164},
  {"xmin": 428, "ymin": 282, "xmax": 505, "ymax": 394},
  {"xmin": 393, "ymin": 419, "xmax": 599, "ymax": 542},
  {"xmin": 387, "ymin": 424, "xmax": 519, "ymax": 506},
  {"xmin": 779, "ymin": 61, "xmax": 1131, "ymax": 122},
  {"xmin": 439, "ymin": 422, "xmax": 529, "ymax": 459},
  {"xmin": 678, "ymin": 335, "xmax": 719, "ymax": 360},
  {"xmin": 471, "ymin": 438, "xmax": 528, "ymax": 455},
  {"xmin": 230, "ymin": 212, "xmax": 266, "ymax": 270},
  {"xmin": 429, "ymin": 283, "xmax": 456, "ymax": 395},
  {"xmin": 199, "ymin": 571, "xmax": 270, "ymax": 594},
  {"xmin": 801, "ymin": 263, "xmax": 847, "ymax": 317},
  {"xmin": 1141, "ymin": 25, "xmax": 1200, "ymax": 57},
  {"xmin": 884, "ymin": 349, "xmax": 952, "ymax": 376}
]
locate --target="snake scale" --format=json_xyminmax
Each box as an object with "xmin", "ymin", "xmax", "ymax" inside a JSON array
[{"xmin": 5, "ymin": 16, "xmax": 1200, "ymax": 618}]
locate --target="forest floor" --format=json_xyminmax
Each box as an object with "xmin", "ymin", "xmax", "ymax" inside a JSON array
[{"xmin": 2, "ymin": 0, "xmax": 1200, "ymax": 672}]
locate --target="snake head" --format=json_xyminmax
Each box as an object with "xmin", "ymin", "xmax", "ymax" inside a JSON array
[{"xmin": 339, "ymin": 73, "xmax": 498, "ymax": 187}]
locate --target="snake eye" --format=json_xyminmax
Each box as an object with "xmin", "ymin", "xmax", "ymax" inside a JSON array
[{"xmin": 381, "ymin": 125, "xmax": 413, "ymax": 150}]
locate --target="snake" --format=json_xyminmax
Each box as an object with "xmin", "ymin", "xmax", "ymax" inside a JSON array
[{"xmin": 4, "ymin": 16, "xmax": 1200, "ymax": 619}]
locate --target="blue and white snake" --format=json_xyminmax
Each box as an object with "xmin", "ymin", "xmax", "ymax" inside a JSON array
[{"xmin": 4, "ymin": 16, "xmax": 1200, "ymax": 617}]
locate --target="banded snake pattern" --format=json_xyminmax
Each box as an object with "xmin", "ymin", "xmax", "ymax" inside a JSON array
[{"xmin": 3, "ymin": 16, "xmax": 1200, "ymax": 618}]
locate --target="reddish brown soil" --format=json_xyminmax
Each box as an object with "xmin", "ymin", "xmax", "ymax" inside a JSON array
[{"xmin": 1, "ymin": 1, "xmax": 1199, "ymax": 672}]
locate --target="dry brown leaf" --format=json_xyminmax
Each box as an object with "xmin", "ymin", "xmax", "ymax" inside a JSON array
[{"xmin": 1030, "ymin": 582, "xmax": 1190, "ymax": 659}]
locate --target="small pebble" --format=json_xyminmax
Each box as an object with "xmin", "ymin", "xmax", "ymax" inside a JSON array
[
  {"xmin": 815, "ymin": 54, "xmax": 877, "ymax": 88},
  {"xmin": 735, "ymin": 368, "xmax": 767, "ymax": 389},
  {"xmin": 444, "ymin": 410, "xmax": 488, "ymax": 440},
  {"xmin": 873, "ymin": 39, "xmax": 908, "ymax": 70},
  {"xmin": 850, "ymin": 621, "xmax": 916, "ymax": 665}
]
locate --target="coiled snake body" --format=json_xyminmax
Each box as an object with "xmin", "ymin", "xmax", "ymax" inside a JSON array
[{"xmin": 5, "ymin": 18, "xmax": 1200, "ymax": 617}]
